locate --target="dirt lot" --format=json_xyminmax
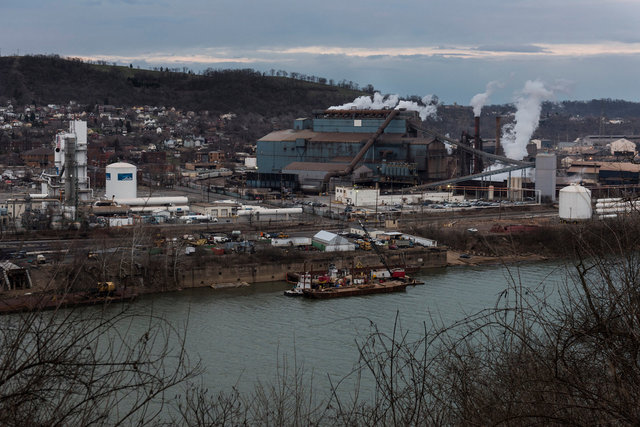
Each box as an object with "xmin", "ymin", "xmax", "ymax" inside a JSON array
[{"xmin": 446, "ymin": 249, "xmax": 548, "ymax": 266}]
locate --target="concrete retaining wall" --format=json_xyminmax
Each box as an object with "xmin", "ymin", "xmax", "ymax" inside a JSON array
[{"xmin": 177, "ymin": 247, "xmax": 447, "ymax": 288}]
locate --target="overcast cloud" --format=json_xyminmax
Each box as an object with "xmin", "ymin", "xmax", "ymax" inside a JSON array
[{"xmin": 2, "ymin": 0, "xmax": 639, "ymax": 104}]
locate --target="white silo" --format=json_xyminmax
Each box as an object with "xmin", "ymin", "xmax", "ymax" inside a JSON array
[
  {"xmin": 535, "ymin": 153, "xmax": 557, "ymax": 202},
  {"xmin": 559, "ymin": 184, "xmax": 592, "ymax": 221},
  {"xmin": 105, "ymin": 162, "xmax": 137, "ymax": 200}
]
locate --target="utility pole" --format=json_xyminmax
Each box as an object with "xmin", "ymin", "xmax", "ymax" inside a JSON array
[
  {"xmin": 375, "ymin": 186, "xmax": 379, "ymax": 226},
  {"xmin": 328, "ymin": 178, "xmax": 332, "ymax": 220}
]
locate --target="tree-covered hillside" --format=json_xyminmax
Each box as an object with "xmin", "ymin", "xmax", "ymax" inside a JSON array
[{"xmin": 0, "ymin": 55, "xmax": 366, "ymax": 116}]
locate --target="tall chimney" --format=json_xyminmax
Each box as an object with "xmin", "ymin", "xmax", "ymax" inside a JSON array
[
  {"xmin": 474, "ymin": 116, "xmax": 480, "ymax": 141},
  {"xmin": 495, "ymin": 116, "xmax": 502, "ymax": 156},
  {"xmin": 474, "ymin": 116, "xmax": 483, "ymax": 172}
]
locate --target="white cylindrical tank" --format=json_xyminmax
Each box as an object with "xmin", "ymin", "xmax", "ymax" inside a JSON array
[
  {"xmin": 115, "ymin": 196, "xmax": 189, "ymax": 206},
  {"xmin": 105, "ymin": 162, "xmax": 137, "ymax": 200},
  {"xmin": 594, "ymin": 198, "xmax": 640, "ymax": 216},
  {"xmin": 559, "ymin": 184, "xmax": 592, "ymax": 220},
  {"xmin": 236, "ymin": 207, "xmax": 303, "ymax": 216}
]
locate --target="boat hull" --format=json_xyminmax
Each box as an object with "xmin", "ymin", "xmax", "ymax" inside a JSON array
[{"xmin": 301, "ymin": 280, "xmax": 409, "ymax": 299}]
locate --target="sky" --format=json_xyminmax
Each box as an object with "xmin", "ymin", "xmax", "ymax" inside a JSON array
[{"xmin": 3, "ymin": 0, "xmax": 640, "ymax": 105}]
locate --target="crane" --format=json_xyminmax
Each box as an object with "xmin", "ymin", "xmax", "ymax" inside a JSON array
[{"xmin": 358, "ymin": 219, "xmax": 395, "ymax": 278}]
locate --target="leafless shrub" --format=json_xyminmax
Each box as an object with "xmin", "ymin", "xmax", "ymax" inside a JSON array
[
  {"xmin": 173, "ymin": 354, "xmax": 326, "ymax": 426},
  {"xmin": 336, "ymin": 215, "xmax": 640, "ymax": 425},
  {"xmin": 7, "ymin": 216, "xmax": 640, "ymax": 425},
  {"xmin": 0, "ymin": 304, "xmax": 200, "ymax": 426}
]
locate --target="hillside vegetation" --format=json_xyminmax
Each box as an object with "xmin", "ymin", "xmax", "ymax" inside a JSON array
[
  {"xmin": 0, "ymin": 55, "xmax": 365, "ymax": 116},
  {"xmin": 2, "ymin": 55, "xmax": 640, "ymax": 142}
]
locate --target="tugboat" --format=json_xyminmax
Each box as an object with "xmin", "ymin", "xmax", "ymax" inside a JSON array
[
  {"xmin": 284, "ymin": 272, "xmax": 312, "ymax": 296},
  {"xmin": 284, "ymin": 264, "xmax": 342, "ymax": 296}
]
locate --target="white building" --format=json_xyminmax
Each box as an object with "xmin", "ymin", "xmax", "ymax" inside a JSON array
[
  {"xmin": 334, "ymin": 186, "xmax": 463, "ymax": 207},
  {"xmin": 312, "ymin": 230, "xmax": 355, "ymax": 252},
  {"xmin": 190, "ymin": 201, "xmax": 239, "ymax": 218},
  {"xmin": 335, "ymin": 187, "xmax": 378, "ymax": 206}
]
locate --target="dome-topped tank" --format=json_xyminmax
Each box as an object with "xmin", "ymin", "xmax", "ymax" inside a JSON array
[
  {"xmin": 559, "ymin": 184, "xmax": 592, "ymax": 220},
  {"xmin": 105, "ymin": 162, "xmax": 137, "ymax": 200}
]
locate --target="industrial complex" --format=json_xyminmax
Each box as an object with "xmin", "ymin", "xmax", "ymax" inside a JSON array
[
  {"xmin": 1, "ymin": 98, "xmax": 640, "ymax": 297},
  {"xmin": 1, "ymin": 103, "xmax": 637, "ymax": 231},
  {"xmin": 255, "ymin": 109, "xmax": 451, "ymax": 191}
]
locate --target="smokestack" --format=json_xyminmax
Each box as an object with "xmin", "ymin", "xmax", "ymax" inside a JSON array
[
  {"xmin": 474, "ymin": 116, "xmax": 480, "ymax": 141},
  {"xmin": 495, "ymin": 116, "xmax": 502, "ymax": 156},
  {"xmin": 474, "ymin": 116, "xmax": 483, "ymax": 172}
]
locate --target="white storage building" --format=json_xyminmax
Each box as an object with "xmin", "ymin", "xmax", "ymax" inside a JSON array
[{"xmin": 312, "ymin": 230, "xmax": 355, "ymax": 252}]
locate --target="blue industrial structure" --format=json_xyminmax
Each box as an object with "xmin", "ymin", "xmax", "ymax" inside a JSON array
[{"xmin": 256, "ymin": 109, "xmax": 452, "ymax": 191}]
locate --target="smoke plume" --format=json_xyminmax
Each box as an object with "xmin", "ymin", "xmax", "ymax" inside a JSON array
[
  {"xmin": 501, "ymin": 80, "xmax": 554, "ymax": 160},
  {"xmin": 470, "ymin": 80, "xmax": 503, "ymax": 117},
  {"xmin": 329, "ymin": 92, "xmax": 438, "ymax": 120}
]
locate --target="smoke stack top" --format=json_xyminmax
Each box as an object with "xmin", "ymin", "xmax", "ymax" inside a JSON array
[
  {"xmin": 470, "ymin": 81, "xmax": 503, "ymax": 117},
  {"xmin": 329, "ymin": 92, "xmax": 438, "ymax": 120}
]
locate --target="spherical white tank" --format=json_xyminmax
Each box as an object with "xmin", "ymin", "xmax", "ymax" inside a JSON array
[
  {"xmin": 105, "ymin": 162, "xmax": 137, "ymax": 200},
  {"xmin": 559, "ymin": 184, "xmax": 592, "ymax": 220}
]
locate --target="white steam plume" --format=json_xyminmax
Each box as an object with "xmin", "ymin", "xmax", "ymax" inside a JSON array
[
  {"xmin": 470, "ymin": 80, "xmax": 503, "ymax": 117},
  {"xmin": 329, "ymin": 92, "xmax": 399, "ymax": 110},
  {"xmin": 501, "ymin": 80, "xmax": 554, "ymax": 160},
  {"xmin": 476, "ymin": 162, "xmax": 533, "ymax": 181},
  {"xmin": 329, "ymin": 92, "xmax": 438, "ymax": 120}
]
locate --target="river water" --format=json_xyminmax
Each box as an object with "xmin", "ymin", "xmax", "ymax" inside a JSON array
[{"xmin": 125, "ymin": 260, "xmax": 571, "ymax": 396}]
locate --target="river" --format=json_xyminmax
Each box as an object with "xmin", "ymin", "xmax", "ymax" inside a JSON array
[{"xmin": 123, "ymin": 260, "xmax": 571, "ymax": 396}]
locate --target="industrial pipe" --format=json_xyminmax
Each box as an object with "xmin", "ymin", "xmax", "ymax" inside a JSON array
[{"xmin": 322, "ymin": 109, "xmax": 400, "ymax": 188}]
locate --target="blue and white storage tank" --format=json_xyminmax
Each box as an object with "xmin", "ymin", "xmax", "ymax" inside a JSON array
[
  {"xmin": 559, "ymin": 184, "xmax": 592, "ymax": 221},
  {"xmin": 105, "ymin": 162, "xmax": 137, "ymax": 200}
]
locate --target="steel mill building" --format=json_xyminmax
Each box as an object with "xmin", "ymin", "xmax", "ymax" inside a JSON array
[{"xmin": 253, "ymin": 109, "xmax": 455, "ymax": 192}]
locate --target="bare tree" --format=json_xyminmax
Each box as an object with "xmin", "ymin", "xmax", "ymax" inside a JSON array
[
  {"xmin": 338, "ymin": 216, "xmax": 640, "ymax": 425},
  {"xmin": 172, "ymin": 215, "xmax": 640, "ymax": 425},
  {"xmin": 0, "ymin": 303, "xmax": 200, "ymax": 425},
  {"xmin": 5, "ymin": 216, "xmax": 640, "ymax": 425}
]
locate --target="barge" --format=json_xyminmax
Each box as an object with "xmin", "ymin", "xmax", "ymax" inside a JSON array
[{"xmin": 301, "ymin": 279, "xmax": 410, "ymax": 299}]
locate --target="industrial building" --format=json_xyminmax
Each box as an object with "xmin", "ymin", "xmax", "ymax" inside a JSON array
[
  {"xmin": 334, "ymin": 186, "xmax": 464, "ymax": 207},
  {"xmin": 40, "ymin": 120, "xmax": 92, "ymax": 203},
  {"xmin": 567, "ymin": 161, "xmax": 640, "ymax": 185},
  {"xmin": 190, "ymin": 201, "xmax": 239, "ymax": 218},
  {"xmin": 256, "ymin": 109, "xmax": 453, "ymax": 192}
]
